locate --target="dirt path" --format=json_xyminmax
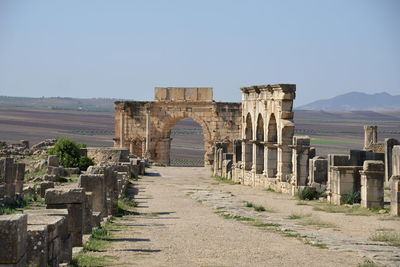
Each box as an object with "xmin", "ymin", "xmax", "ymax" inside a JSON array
[{"xmin": 91, "ymin": 166, "xmax": 400, "ymax": 267}]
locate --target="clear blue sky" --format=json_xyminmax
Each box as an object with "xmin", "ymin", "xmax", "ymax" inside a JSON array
[{"xmin": 0, "ymin": 0, "xmax": 399, "ymax": 106}]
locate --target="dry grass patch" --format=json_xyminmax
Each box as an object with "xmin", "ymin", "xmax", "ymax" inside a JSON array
[
  {"xmin": 369, "ymin": 229, "xmax": 400, "ymax": 247},
  {"xmin": 298, "ymin": 216, "xmax": 337, "ymax": 229},
  {"xmin": 287, "ymin": 213, "xmax": 311, "ymax": 220}
]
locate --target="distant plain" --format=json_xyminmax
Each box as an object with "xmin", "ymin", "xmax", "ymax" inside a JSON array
[{"xmin": 0, "ymin": 107, "xmax": 399, "ymax": 166}]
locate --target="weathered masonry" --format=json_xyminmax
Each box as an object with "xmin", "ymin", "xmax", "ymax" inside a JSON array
[
  {"xmin": 241, "ymin": 84, "xmax": 296, "ymax": 181},
  {"xmin": 114, "ymin": 88, "xmax": 241, "ymax": 166}
]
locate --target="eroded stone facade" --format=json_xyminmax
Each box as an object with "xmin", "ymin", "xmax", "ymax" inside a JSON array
[{"xmin": 114, "ymin": 87, "xmax": 241, "ymax": 166}]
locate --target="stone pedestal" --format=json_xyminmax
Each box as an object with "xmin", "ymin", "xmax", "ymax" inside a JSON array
[
  {"xmin": 360, "ymin": 161, "xmax": 385, "ymax": 209},
  {"xmin": 79, "ymin": 174, "xmax": 107, "ymax": 217},
  {"xmin": 45, "ymin": 188, "xmax": 85, "ymax": 247},
  {"xmin": 0, "ymin": 214, "xmax": 27, "ymax": 266}
]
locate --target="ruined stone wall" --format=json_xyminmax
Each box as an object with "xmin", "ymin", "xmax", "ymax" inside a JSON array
[
  {"xmin": 239, "ymin": 84, "xmax": 296, "ymax": 186},
  {"xmin": 114, "ymin": 88, "xmax": 241, "ymax": 166}
]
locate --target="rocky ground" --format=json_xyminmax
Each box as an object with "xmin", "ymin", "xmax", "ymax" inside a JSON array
[{"xmin": 80, "ymin": 167, "xmax": 400, "ymax": 267}]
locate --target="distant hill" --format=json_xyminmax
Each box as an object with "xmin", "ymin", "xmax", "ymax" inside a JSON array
[
  {"xmin": 0, "ymin": 96, "xmax": 118, "ymax": 112},
  {"xmin": 298, "ymin": 92, "xmax": 400, "ymax": 111}
]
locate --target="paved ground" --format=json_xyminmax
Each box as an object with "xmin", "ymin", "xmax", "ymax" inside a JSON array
[{"xmin": 89, "ymin": 166, "xmax": 399, "ymax": 267}]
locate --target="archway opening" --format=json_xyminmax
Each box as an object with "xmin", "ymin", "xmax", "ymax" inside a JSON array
[
  {"xmin": 267, "ymin": 114, "xmax": 278, "ymax": 177},
  {"xmin": 170, "ymin": 118, "xmax": 205, "ymax": 167},
  {"xmin": 244, "ymin": 113, "xmax": 253, "ymax": 171},
  {"xmin": 256, "ymin": 114, "xmax": 264, "ymax": 174}
]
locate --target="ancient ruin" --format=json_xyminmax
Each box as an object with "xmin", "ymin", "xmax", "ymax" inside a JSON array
[{"xmin": 114, "ymin": 87, "xmax": 241, "ymax": 166}]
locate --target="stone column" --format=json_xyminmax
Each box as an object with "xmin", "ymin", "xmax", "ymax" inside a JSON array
[
  {"xmin": 144, "ymin": 106, "xmax": 151, "ymax": 157},
  {"xmin": 360, "ymin": 161, "xmax": 385, "ymax": 209},
  {"xmin": 364, "ymin": 125, "xmax": 377, "ymax": 150},
  {"xmin": 390, "ymin": 176, "xmax": 400, "ymax": 216},
  {"xmin": 292, "ymin": 136, "xmax": 311, "ymax": 186},
  {"xmin": 385, "ymin": 138, "xmax": 399, "ymax": 184},
  {"xmin": 119, "ymin": 107, "xmax": 125, "ymax": 148}
]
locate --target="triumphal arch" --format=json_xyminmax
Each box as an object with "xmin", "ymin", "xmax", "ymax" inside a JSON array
[{"xmin": 114, "ymin": 87, "xmax": 241, "ymax": 166}]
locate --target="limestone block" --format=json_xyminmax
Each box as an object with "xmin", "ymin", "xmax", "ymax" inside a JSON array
[
  {"xmin": 47, "ymin": 166, "xmax": 65, "ymax": 177},
  {"xmin": 23, "ymin": 209, "xmax": 71, "ymax": 263},
  {"xmin": 86, "ymin": 165, "xmax": 105, "ymax": 174},
  {"xmin": 39, "ymin": 181, "xmax": 54, "ymax": 198},
  {"xmin": 79, "ymin": 174, "xmax": 106, "ymax": 216},
  {"xmin": 360, "ymin": 161, "xmax": 385, "ymax": 209},
  {"xmin": 45, "ymin": 188, "xmax": 85, "ymax": 205},
  {"xmin": 82, "ymin": 192, "xmax": 93, "ymax": 234},
  {"xmin": 47, "ymin": 155, "xmax": 60, "ymax": 167},
  {"xmin": 0, "ymin": 214, "xmax": 27, "ymax": 265},
  {"xmin": 27, "ymin": 224, "xmax": 48, "ymax": 267},
  {"xmin": 0, "ymin": 157, "xmax": 14, "ymax": 184}
]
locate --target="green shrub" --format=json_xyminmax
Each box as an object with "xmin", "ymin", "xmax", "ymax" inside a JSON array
[
  {"xmin": 297, "ymin": 187, "xmax": 320, "ymax": 200},
  {"xmin": 79, "ymin": 156, "xmax": 94, "ymax": 171},
  {"xmin": 341, "ymin": 191, "xmax": 361, "ymax": 205},
  {"xmin": 49, "ymin": 137, "xmax": 93, "ymax": 170}
]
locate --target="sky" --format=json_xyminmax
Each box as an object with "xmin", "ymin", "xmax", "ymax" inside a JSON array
[{"xmin": 0, "ymin": 0, "xmax": 399, "ymax": 106}]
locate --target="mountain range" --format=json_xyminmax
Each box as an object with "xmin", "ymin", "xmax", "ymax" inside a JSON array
[{"xmin": 297, "ymin": 92, "xmax": 400, "ymax": 111}]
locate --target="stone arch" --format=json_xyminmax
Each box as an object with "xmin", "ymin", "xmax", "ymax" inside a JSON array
[
  {"xmin": 245, "ymin": 113, "xmax": 253, "ymax": 140},
  {"xmin": 266, "ymin": 113, "xmax": 278, "ymax": 177},
  {"xmin": 244, "ymin": 113, "xmax": 253, "ymax": 170},
  {"xmin": 256, "ymin": 113, "xmax": 264, "ymax": 174},
  {"xmin": 155, "ymin": 114, "xmax": 212, "ymax": 166}
]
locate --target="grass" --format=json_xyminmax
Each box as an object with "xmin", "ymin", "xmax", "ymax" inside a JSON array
[
  {"xmin": 83, "ymin": 226, "xmax": 113, "ymax": 252},
  {"xmin": 25, "ymin": 168, "xmax": 47, "ymax": 181},
  {"xmin": 70, "ymin": 254, "xmax": 118, "ymax": 266},
  {"xmin": 264, "ymin": 187, "xmax": 275, "ymax": 192},
  {"xmin": 287, "ymin": 213, "xmax": 311, "ymax": 220},
  {"xmin": 298, "ymin": 216, "xmax": 337, "ymax": 229},
  {"xmin": 369, "ymin": 230, "xmax": 400, "ymax": 247},
  {"xmin": 357, "ymin": 259, "xmax": 383, "ymax": 267},
  {"xmin": 116, "ymin": 194, "xmax": 137, "ymax": 217},
  {"xmin": 0, "ymin": 207, "xmax": 21, "ymax": 215},
  {"xmin": 244, "ymin": 201, "xmax": 268, "ymax": 212},
  {"xmin": 311, "ymin": 202, "xmax": 371, "ymax": 216},
  {"xmin": 213, "ymin": 175, "xmax": 235, "ymax": 185},
  {"xmin": 296, "ymin": 201, "xmax": 310, "ymax": 206}
]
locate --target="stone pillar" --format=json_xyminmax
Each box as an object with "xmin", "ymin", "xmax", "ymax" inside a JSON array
[
  {"xmin": 265, "ymin": 144, "xmax": 277, "ymax": 178},
  {"xmin": 0, "ymin": 214, "xmax": 27, "ymax": 267},
  {"xmin": 385, "ymin": 138, "xmax": 399, "ymax": 184},
  {"xmin": 360, "ymin": 161, "xmax": 385, "ymax": 209},
  {"xmin": 390, "ymin": 176, "xmax": 400, "ymax": 216},
  {"xmin": 292, "ymin": 136, "xmax": 310, "ymax": 186},
  {"xmin": 45, "ymin": 188, "xmax": 86, "ymax": 247},
  {"xmin": 308, "ymin": 156, "xmax": 328, "ymax": 185},
  {"xmin": 392, "ymin": 145, "xmax": 400, "ymax": 177},
  {"xmin": 364, "ymin": 125, "xmax": 378, "ymax": 150},
  {"xmin": 79, "ymin": 174, "xmax": 107, "ymax": 217},
  {"xmin": 120, "ymin": 107, "xmax": 125, "ymax": 148},
  {"xmin": 145, "ymin": 109, "xmax": 150, "ymax": 155},
  {"xmin": 14, "ymin": 163, "xmax": 25, "ymax": 194}
]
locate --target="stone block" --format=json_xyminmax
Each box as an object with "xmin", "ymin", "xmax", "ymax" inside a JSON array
[
  {"xmin": 45, "ymin": 188, "xmax": 85, "ymax": 205},
  {"xmin": 83, "ymin": 192, "xmax": 93, "ymax": 234},
  {"xmin": 47, "ymin": 155, "xmax": 60, "ymax": 167},
  {"xmin": 393, "ymin": 146, "xmax": 400, "ymax": 177},
  {"xmin": 360, "ymin": 161, "xmax": 385, "ymax": 209},
  {"xmin": 91, "ymin": 212, "xmax": 101, "ymax": 228},
  {"xmin": 27, "ymin": 224, "xmax": 48, "ymax": 267},
  {"xmin": 47, "ymin": 166, "xmax": 65, "ymax": 177},
  {"xmin": 0, "ymin": 214, "xmax": 27, "ymax": 265},
  {"xmin": 79, "ymin": 174, "xmax": 106, "ymax": 216},
  {"xmin": 39, "ymin": 182, "xmax": 55, "ymax": 198},
  {"xmin": 23, "ymin": 209, "xmax": 71, "ymax": 263}
]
